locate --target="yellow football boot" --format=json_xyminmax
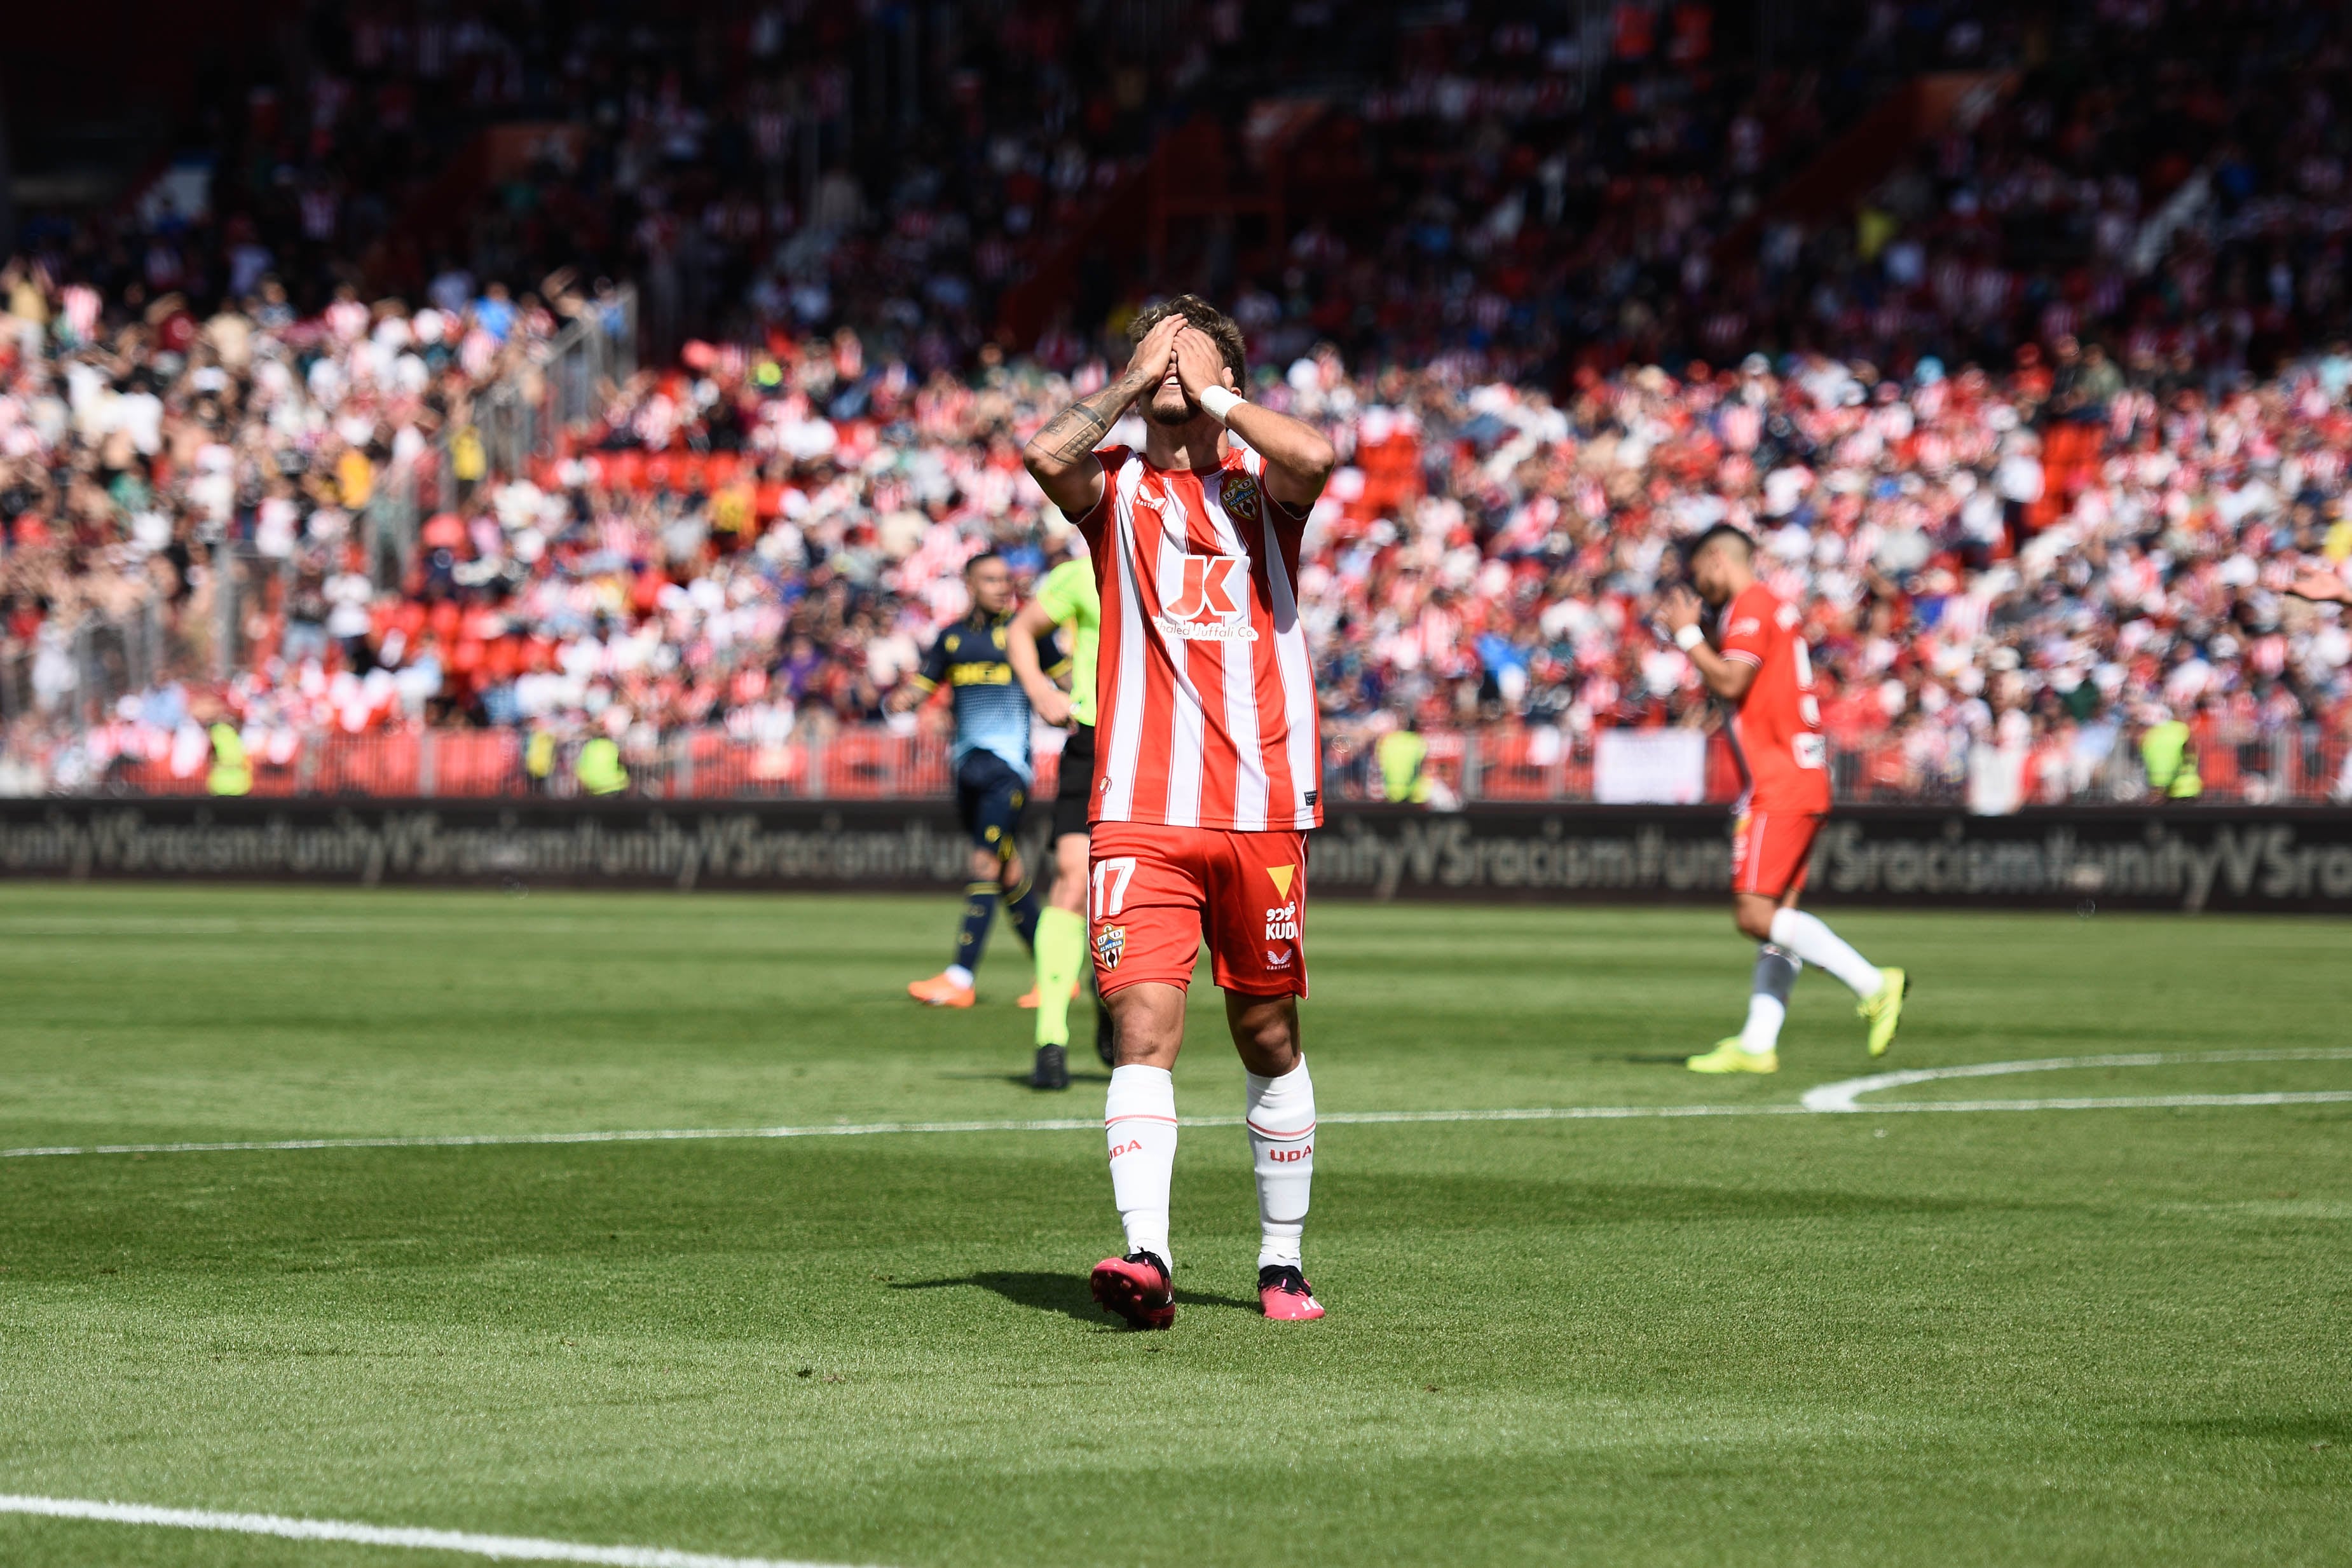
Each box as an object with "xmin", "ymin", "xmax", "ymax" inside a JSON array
[
  {"xmin": 1686, "ymin": 1039, "xmax": 1778, "ymax": 1074},
  {"xmin": 1859, "ymin": 968, "xmax": 1909, "ymax": 1058}
]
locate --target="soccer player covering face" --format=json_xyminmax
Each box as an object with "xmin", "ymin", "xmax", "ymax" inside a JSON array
[
  {"xmin": 891, "ymin": 552, "xmax": 1057, "ymax": 1009},
  {"xmin": 1007, "ymin": 541, "xmax": 1117, "ymax": 1093},
  {"xmin": 1021, "ymin": 296, "xmax": 1336, "ymax": 1327},
  {"xmin": 1663, "ymin": 525, "xmax": 1909, "ymax": 1073}
]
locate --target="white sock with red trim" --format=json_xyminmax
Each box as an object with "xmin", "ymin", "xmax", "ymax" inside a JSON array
[
  {"xmin": 1245, "ymin": 1056, "xmax": 1315, "ymax": 1271},
  {"xmin": 1767, "ymin": 909, "xmax": 1882, "ymax": 997},
  {"xmin": 1105, "ymin": 1065, "xmax": 1177, "ymax": 1267}
]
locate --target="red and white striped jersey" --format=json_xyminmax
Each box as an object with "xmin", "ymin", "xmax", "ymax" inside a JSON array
[{"xmin": 1074, "ymin": 442, "xmax": 1322, "ymax": 832}]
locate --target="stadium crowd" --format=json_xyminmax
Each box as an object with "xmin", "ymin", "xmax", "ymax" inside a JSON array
[
  {"xmin": 4, "ymin": 2, "xmax": 2352, "ymax": 801},
  {"xmin": 24, "ymin": 2, "xmax": 2352, "ymax": 378},
  {"xmin": 3, "ymin": 247, "xmax": 2351, "ymax": 804}
]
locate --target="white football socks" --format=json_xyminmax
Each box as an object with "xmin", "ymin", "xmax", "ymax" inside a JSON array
[
  {"xmin": 1740, "ymin": 944, "xmax": 1802, "ymax": 1055},
  {"xmin": 1245, "ymin": 1056, "xmax": 1316, "ymax": 1271},
  {"xmin": 944, "ymin": 964, "xmax": 974, "ymax": 989},
  {"xmin": 1104, "ymin": 1064, "xmax": 1177, "ymax": 1266},
  {"xmin": 1767, "ymin": 909, "xmax": 1882, "ymax": 998}
]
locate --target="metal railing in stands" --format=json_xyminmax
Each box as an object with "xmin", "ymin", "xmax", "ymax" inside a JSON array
[{"xmin": 43, "ymin": 723, "xmax": 2352, "ymax": 808}]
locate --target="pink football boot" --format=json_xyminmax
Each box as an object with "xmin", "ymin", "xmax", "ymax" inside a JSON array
[
  {"xmin": 1090, "ymin": 1251, "xmax": 1175, "ymax": 1330},
  {"xmin": 1258, "ymin": 1264, "xmax": 1325, "ymax": 1321}
]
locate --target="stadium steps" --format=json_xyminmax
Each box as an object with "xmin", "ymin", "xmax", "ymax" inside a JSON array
[{"xmin": 1714, "ymin": 71, "xmax": 2014, "ymax": 261}]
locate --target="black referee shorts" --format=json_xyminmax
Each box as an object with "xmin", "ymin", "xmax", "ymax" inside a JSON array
[{"xmin": 1051, "ymin": 723, "xmax": 1095, "ymax": 840}]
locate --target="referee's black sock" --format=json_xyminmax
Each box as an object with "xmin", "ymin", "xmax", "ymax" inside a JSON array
[{"xmin": 953, "ymin": 882, "xmax": 999, "ymax": 974}]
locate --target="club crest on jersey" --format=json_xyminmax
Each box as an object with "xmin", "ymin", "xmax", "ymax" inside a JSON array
[
  {"xmin": 1220, "ymin": 471, "xmax": 1264, "ymax": 525},
  {"xmin": 1094, "ymin": 924, "xmax": 1126, "ymax": 971},
  {"xmin": 1156, "ymin": 554, "xmax": 1257, "ymax": 641}
]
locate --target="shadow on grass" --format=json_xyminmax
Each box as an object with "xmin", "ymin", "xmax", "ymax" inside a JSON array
[
  {"xmin": 2137, "ymin": 1412, "xmax": 2351, "ymax": 1444},
  {"xmin": 933, "ymin": 1070, "xmax": 1114, "ymax": 1089},
  {"xmin": 892, "ymin": 1270, "xmax": 1257, "ymax": 1325}
]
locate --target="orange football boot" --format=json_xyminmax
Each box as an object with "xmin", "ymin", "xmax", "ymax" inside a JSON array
[{"xmin": 907, "ymin": 972, "xmax": 978, "ymax": 1007}]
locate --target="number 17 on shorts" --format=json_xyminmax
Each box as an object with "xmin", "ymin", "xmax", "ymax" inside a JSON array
[{"xmin": 1087, "ymin": 821, "xmax": 1310, "ymax": 999}]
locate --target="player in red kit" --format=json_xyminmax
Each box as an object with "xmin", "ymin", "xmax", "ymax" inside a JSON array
[
  {"xmin": 1021, "ymin": 297, "xmax": 1336, "ymax": 1327},
  {"xmin": 1663, "ymin": 524, "xmax": 1908, "ymax": 1073}
]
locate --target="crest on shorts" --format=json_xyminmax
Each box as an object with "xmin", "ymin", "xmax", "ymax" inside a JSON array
[
  {"xmin": 1221, "ymin": 470, "xmax": 1264, "ymax": 526},
  {"xmin": 1094, "ymin": 924, "xmax": 1126, "ymax": 971}
]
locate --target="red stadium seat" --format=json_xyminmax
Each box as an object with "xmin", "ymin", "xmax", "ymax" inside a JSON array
[{"xmin": 430, "ymin": 731, "xmax": 522, "ymax": 796}]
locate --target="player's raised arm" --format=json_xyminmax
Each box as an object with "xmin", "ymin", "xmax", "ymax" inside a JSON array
[
  {"xmin": 1171, "ymin": 328, "xmax": 1336, "ymax": 512},
  {"xmin": 2288, "ymin": 566, "xmax": 2352, "ymax": 606},
  {"xmin": 887, "ymin": 628, "xmax": 949, "ymax": 712},
  {"xmin": 1662, "ymin": 585, "xmax": 1759, "ymax": 701},
  {"xmin": 1023, "ymin": 315, "xmax": 1187, "ymax": 519},
  {"xmin": 1007, "ymin": 596, "xmax": 1072, "ymax": 728}
]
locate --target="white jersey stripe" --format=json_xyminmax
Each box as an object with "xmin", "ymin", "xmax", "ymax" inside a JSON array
[
  {"xmin": 1152, "ymin": 477, "xmax": 1206, "ymax": 828},
  {"xmin": 1102, "ymin": 461, "xmax": 1148, "ymax": 821},
  {"xmin": 1202, "ymin": 474, "xmax": 1270, "ymax": 831},
  {"xmin": 1261, "ymin": 512, "xmax": 1320, "ymax": 828}
]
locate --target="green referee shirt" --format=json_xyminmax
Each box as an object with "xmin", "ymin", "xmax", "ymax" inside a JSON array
[{"xmin": 1034, "ymin": 558, "xmax": 1101, "ymax": 727}]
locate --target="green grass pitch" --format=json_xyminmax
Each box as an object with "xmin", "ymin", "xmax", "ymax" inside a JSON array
[{"xmin": 1, "ymin": 883, "xmax": 2348, "ymax": 1565}]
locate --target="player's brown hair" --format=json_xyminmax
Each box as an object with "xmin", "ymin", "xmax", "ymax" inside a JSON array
[
  {"xmin": 1128, "ymin": 294, "xmax": 1248, "ymax": 388},
  {"xmin": 1683, "ymin": 522, "xmax": 1756, "ymax": 563}
]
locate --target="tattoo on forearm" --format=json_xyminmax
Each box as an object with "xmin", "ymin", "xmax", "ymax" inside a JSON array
[{"xmin": 1034, "ymin": 382, "xmax": 1140, "ymax": 464}]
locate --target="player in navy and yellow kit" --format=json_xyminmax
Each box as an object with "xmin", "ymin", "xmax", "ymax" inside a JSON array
[{"xmin": 892, "ymin": 551, "xmax": 1062, "ymax": 1007}]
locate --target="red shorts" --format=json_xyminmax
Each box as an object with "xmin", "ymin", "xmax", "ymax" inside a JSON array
[
  {"xmin": 1732, "ymin": 806, "xmax": 1825, "ymax": 899},
  {"xmin": 1086, "ymin": 821, "xmax": 1309, "ymax": 999}
]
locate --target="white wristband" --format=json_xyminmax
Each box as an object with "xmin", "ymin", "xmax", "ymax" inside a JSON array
[
  {"xmin": 1198, "ymin": 385, "xmax": 1245, "ymax": 426},
  {"xmin": 1674, "ymin": 622, "xmax": 1707, "ymax": 652}
]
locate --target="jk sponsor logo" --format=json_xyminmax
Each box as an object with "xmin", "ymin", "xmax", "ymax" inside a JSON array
[{"xmin": 1155, "ymin": 555, "xmax": 1257, "ymax": 642}]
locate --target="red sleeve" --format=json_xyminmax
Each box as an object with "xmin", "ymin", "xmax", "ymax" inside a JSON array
[
  {"xmin": 1069, "ymin": 447, "xmax": 1125, "ymax": 545},
  {"xmin": 1243, "ymin": 445, "xmax": 1315, "ymax": 542},
  {"xmin": 1716, "ymin": 587, "xmax": 1772, "ymax": 668}
]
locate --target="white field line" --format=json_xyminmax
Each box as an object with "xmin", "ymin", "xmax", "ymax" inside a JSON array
[
  {"xmin": 0, "ymin": 1494, "xmax": 867, "ymax": 1567},
  {"xmin": 4, "ymin": 1049, "xmax": 2348, "ymax": 1162},
  {"xmin": 1845, "ymin": 1091, "xmax": 2352, "ymax": 1113},
  {"xmin": 1798, "ymin": 1046, "xmax": 2352, "ymax": 1112}
]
